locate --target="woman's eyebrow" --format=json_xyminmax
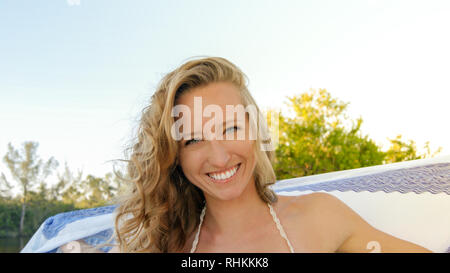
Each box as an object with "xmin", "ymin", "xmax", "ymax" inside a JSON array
[
  {"xmin": 181, "ymin": 132, "xmax": 200, "ymax": 140},
  {"xmin": 223, "ymin": 118, "xmax": 241, "ymax": 126},
  {"xmin": 181, "ymin": 119, "xmax": 239, "ymax": 140}
]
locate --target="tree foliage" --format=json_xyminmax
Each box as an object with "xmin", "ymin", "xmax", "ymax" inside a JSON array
[
  {"xmin": 1, "ymin": 142, "xmax": 58, "ymax": 235},
  {"xmin": 271, "ymin": 88, "xmax": 442, "ymax": 180},
  {"xmin": 384, "ymin": 135, "xmax": 443, "ymax": 164},
  {"xmin": 0, "ymin": 144, "xmax": 127, "ymax": 237}
]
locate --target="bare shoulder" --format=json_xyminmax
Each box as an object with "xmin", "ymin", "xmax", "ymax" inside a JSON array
[
  {"xmin": 280, "ymin": 192, "xmax": 349, "ymax": 216},
  {"xmin": 289, "ymin": 192, "xmax": 336, "ymax": 203},
  {"xmin": 279, "ymin": 192, "xmax": 432, "ymax": 253},
  {"xmin": 292, "ymin": 192, "xmax": 360, "ymax": 236},
  {"xmin": 276, "ymin": 192, "xmax": 355, "ymax": 252}
]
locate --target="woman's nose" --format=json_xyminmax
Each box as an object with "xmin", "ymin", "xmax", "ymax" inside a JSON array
[{"xmin": 206, "ymin": 140, "xmax": 231, "ymax": 168}]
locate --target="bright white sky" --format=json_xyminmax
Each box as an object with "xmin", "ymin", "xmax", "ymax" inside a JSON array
[{"xmin": 1, "ymin": 0, "xmax": 449, "ymax": 191}]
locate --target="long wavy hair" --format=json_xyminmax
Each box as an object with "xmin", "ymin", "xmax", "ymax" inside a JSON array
[{"xmin": 114, "ymin": 56, "xmax": 278, "ymax": 252}]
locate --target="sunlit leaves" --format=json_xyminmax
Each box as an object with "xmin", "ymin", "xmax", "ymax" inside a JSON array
[{"xmin": 270, "ymin": 88, "xmax": 441, "ymax": 180}]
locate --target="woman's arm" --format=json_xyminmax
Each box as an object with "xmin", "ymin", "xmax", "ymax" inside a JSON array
[
  {"xmin": 59, "ymin": 240, "xmax": 120, "ymax": 253},
  {"xmin": 305, "ymin": 192, "xmax": 433, "ymax": 253},
  {"xmin": 59, "ymin": 240, "xmax": 102, "ymax": 253}
]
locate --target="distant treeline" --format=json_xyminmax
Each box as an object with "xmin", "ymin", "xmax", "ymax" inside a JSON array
[
  {"xmin": 0, "ymin": 154, "xmax": 126, "ymax": 237},
  {"xmin": 0, "ymin": 197, "xmax": 76, "ymax": 237}
]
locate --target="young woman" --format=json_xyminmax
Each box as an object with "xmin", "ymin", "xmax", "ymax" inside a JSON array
[{"xmin": 99, "ymin": 57, "xmax": 431, "ymax": 253}]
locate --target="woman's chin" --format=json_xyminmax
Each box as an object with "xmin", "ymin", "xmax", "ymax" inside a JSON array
[{"xmin": 209, "ymin": 187, "xmax": 247, "ymax": 202}]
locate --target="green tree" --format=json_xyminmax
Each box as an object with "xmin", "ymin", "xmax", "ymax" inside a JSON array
[
  {"xmin": 0, "ymin": 142, "xmax": 58, "ymax": 236},
  {"xmin": 50, "ymin": 161, "xmax": 127, "ymax": 208},
  {"xmin": 72, "ymin": 173, "xmax": 124, "ymax": 208},
  {"xmin": 52, "ymin": 161, "xmax": 84, "ymax": 204},
  {"xmin": 0, "ymin": 173, "xmax": 13, "ymax": 198},
  {"xmin": 47, "ymin": 163, "xmax": 121, "ymax": 208},
  {"xmin": 272, "ymin": 88, "xmax": 401, "ymax": 180},
  {"xmin": 272, "ymin": 88, "xmax": 386, "ymax": 179},
  {"xmin": 384, "ymin": 135, "xmax": 442, "ymax": 164}
]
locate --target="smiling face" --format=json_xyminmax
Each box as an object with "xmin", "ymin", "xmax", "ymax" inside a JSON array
[{"xmin": 176, "ymin": 82, "xmax": 257, "ymax": 202}]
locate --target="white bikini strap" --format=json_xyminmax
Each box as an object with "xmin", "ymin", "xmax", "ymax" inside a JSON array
[
  {"xmin": 190, "ymin": 205, "xmax": 206, "ymax": 253},
  {"xmin": 268, "ymin": 203, "xmax": 295, "ymax": 253},
  {"xmin": 190, "ymin": 203, "xmax": 295, "ymax": 253}
]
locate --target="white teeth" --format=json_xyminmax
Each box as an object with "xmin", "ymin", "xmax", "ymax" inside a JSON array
[{"xmin": 208, "ymin": 165, "xmax": 238, "ymax": 180}]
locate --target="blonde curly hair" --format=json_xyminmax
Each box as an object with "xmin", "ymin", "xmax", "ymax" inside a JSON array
[{"xmin": 114, "ymin": 56, "xmax": 278, "ymax": 252}]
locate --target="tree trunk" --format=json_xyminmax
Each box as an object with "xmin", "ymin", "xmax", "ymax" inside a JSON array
[{"xmin": 19, "ymin": 199, "xmax": 26, "ymax": 236}]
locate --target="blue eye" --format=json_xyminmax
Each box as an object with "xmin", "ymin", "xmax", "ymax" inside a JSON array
[
  {"xmin": 225, "ymin": 126, "xmax": 240, "ymax": 134},
  {"xmin": 185, "ymin": 138, "xmax": 201, "ymax": 146}
]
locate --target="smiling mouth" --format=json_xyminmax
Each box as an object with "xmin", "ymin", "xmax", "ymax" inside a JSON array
[{"xmin": 207, "ymin": 163, "xmax": 241, "ymax": 182}]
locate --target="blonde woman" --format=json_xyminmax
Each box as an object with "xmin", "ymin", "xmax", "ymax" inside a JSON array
[
  {"xmin": 105, "ymin": 56, "xmax": 431, "ymax": 253},
  {"xmin": 55, "ymin": 56, "xmax": 431, "ymax": 253}
]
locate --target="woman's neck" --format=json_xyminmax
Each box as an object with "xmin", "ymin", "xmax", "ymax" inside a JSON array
[{"xmin": 202, "ymin": 180, "xmax": 273, "ymax": 240}]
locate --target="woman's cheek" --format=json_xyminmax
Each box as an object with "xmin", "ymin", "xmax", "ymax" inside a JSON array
[
  {"xmin": 180, "ymin": 150, "xmax": 202, "ymax": 180},
  {"xmin": 241, "ymin": 139, "xmax": 255, "ymax": 153}
]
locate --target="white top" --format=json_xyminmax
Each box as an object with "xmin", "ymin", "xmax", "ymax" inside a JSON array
[{"xmin": 190, "ymin": 202, "xmax": 295, "ymax": 253}]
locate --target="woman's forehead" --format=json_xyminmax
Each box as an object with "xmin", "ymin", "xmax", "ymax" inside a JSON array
[{"xmin": 176, "ymin": 82, "xmax": 243, "ymax": 108}]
